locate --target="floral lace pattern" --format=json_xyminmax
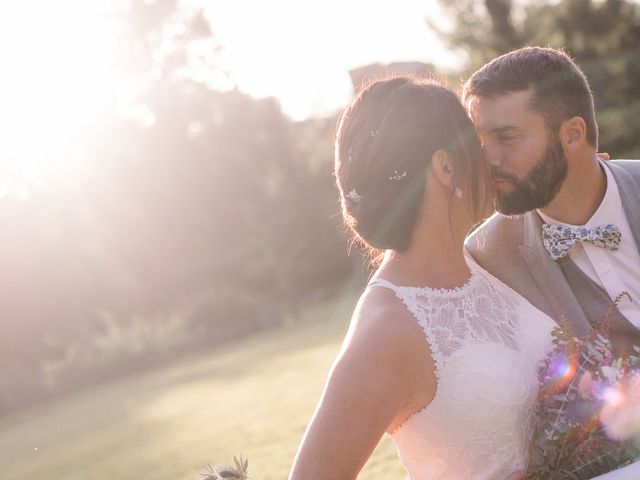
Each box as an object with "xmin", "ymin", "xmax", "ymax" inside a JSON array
[
  {"xmin": 390, "ymin": 270, "xmax": 520, "ymax": 379},
  {"xmin": 368, "ymin": 259, "xmax": 554, "ymax": 479}
]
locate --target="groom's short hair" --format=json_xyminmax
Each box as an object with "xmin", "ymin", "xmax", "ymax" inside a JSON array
[{"xmin": 463, "ymin": 47, "xmax": 598, "ymax": 148}]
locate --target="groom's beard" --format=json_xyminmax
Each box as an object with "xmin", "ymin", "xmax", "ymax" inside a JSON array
[{"xmin": 493, "ymin": 135, "xmax": 568, "ymax": 215}]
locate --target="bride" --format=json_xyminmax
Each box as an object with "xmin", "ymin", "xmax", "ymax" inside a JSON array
[{"xmin": 288, "ymin": 76, "xmax": 553, "ymax": 480}]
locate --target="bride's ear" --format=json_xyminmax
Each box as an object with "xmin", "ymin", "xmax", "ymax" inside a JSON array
[{"xmin": 430, "ymin": 149, "xmax": 456, "ymax": 190}]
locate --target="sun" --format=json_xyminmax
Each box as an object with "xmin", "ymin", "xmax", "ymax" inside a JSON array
[{"xmin": 0, "ymin": 1, "xmax": 129, "ymax": 199}]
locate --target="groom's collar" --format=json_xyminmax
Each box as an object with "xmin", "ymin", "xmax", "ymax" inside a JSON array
[
  {"xmin": 536, "ymin": 160, "xmax": 622, "ymax": 229},
  {"xmin": 521, "ymin": 209, "xmax": 545, "ymax": 249}
]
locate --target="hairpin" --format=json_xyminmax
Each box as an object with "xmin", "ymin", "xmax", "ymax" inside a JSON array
[
  {"xmin": 346, "ymin": 189, "xmax": 362, "ymax": 203},
  {"xmin": 389, "ymin": 170, "xmax": 407, "ymax": 181},
  {"xmin": 369, "ymin": 130, "xmax": 377, "ymax": 137}
]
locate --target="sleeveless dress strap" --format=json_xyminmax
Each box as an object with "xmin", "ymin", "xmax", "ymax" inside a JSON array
[{"xmin": 367, "ymin": 278, "xmax": 399, "ymax": 292}]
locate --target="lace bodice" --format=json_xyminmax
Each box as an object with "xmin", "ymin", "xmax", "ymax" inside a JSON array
[{"xmin": 368, "ymin": 255, "xmax": 554, "ymax": 480}]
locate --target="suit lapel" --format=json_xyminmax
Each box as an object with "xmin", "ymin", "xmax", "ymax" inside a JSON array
[
  {"xmin": 607, "ymin": 161, "xmax": 640, "ymax": 250},
  {"xmin": 518, "ymin": 211, "xmax": 592, "ymax": 337},
  {"xmin": 557, "ymin": 254, "xmax": 640, "ymax": 354}
]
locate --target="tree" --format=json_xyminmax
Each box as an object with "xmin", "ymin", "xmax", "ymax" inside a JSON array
[
  {"xmin": 0, "ymin": 0, "xmax": 350, "ymax": 414},
  {"xmin": 433, "ymin": 0, "xmax": 640, "ymax": 156}
]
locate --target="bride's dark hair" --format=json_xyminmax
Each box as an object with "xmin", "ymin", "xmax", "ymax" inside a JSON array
[{"xmin": 335, "ymin": 76, "xmax": 492, "ymax": 253}]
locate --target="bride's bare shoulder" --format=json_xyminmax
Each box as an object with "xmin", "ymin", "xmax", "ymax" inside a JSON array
[
  {"xmin": 351, "ymin": 283, "xmax": 412, "ymax": 327},
  {"xmin": 338, "ymin": 285, "xmax": 428, "ymax": 365}
]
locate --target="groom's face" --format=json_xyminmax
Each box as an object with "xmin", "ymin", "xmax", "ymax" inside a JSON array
[{"xmin": 468, "ymin": 89, "xmax": 568, "ymax": 215}]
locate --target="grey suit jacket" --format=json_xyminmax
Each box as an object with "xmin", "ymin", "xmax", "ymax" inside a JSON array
[{"xmin": 466, "ymin": 160, "xmax": 640, "ymax": 352}]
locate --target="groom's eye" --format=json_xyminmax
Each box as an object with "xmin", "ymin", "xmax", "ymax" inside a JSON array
[{"xmin": 498, "ymin": 135, "xmax": 516, "ymax": 143}]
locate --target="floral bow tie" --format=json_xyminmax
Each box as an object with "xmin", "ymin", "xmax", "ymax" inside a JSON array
[{"xmin": 542, "ymin": 223, "xmax": 622, "ymax": 261}]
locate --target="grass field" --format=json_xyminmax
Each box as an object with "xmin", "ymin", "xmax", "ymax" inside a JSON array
[{"xmin": 0, "ymin": 281, "xmax": 407, "ymax": 480}]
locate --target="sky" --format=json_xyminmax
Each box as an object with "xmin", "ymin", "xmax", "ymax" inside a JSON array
[
  {"xmin": 200, "ymin": 0, "xmax": 465, "ymax": 120},
  {"xmin": 0, "ymin": 0, "xmax": 463, "ymax": 196},
  {"xmin": 0, "ymin": 1, "xmax": 121, "ymax": 197}
]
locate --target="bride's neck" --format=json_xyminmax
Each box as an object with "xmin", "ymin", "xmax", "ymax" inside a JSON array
[{"xmin": 379, "ymin": 207, "xmax": 471, "ymax": 289}]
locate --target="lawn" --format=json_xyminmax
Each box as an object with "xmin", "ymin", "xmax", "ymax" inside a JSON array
[{"xmin": 0, "ymin": 280, "xmax": 407, "ymax": 480}]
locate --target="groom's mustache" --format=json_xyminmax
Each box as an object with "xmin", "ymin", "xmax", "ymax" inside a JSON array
[{"xmin": 492, "ymin": 169, "xmax": 520, "ymax": 185}]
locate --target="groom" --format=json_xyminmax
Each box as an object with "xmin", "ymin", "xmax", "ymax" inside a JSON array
[{"xmin": 464, "ymin": 47, "xmax": 640, "ymax": 354}]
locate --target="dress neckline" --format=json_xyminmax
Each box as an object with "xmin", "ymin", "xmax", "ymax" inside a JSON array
[{"xmin": 367, "ymin": 263, "xmax": 479, "ymax": 298}]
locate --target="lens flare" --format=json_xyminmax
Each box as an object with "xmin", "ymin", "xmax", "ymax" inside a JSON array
[
  {"xmin": 603, "ymin": 386, "xmax": 624, "ymax": 407},
  {"xmin": 542, "ymin": 347, "xmax": 580, "ymax": 395}
]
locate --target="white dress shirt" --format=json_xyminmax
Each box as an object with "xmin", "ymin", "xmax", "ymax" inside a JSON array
[{"xmin": 537, "ymin": 162, "xmax": 640, "ymax": 328}]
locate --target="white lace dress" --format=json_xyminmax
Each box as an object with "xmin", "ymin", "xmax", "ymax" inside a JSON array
[{"xmin": 368, "ymin": 255, "xmax": 555, "ymax": 480}]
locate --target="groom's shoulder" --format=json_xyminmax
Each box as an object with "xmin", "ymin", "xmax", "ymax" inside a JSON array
[
  {"xmin": 610, "ymin": 159, "xmax": 640, "ymax": 177},
  {"xmin": 465, "ymin": 212, "xmax": 525, "ymax": 260}
]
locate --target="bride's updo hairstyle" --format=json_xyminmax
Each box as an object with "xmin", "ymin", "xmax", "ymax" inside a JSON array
[{"xmin": 335, "ymin": 76, "xmax": 491, "ymax": 252}]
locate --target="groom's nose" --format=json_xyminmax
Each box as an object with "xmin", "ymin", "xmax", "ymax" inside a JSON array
[{"xmin": 481, "ymin": 143, "xmax": 502, "ymax": 168}]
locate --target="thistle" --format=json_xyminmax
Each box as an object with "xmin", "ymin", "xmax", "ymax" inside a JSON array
[{"xmin": 200, "ymin": 456, "xmax": 250, "ymax": 480}]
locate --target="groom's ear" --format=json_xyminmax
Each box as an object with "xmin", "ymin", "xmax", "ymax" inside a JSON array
[
  {"xmin": 430, "ymin": 149, "xmax": 455, "ymax": 189},
  {"xmin": 559, "ymin": 116, "xmax": 587, "ymax": 153}
]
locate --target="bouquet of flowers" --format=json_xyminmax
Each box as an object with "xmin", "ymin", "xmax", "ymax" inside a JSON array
[{"xmin": 526, "ymin": 294, "xmax": 640, "ymax": 479}]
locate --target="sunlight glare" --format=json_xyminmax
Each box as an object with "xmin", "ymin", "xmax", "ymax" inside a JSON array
[
  {"xmin": 198, "ymin": 0, "xmax": 457, "ymax": 120},
  {"xmin": 0, "ymin": 1, "xmax": 125, "ymax": 196}
]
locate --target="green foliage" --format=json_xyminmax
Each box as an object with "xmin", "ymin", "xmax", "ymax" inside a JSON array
[
  {"xmin": 0, "ymin": 0, "xmax": 351, "ymax": 415},
  {"xmin": 433, "ymin": 0, "xmax": 640, "ymax": 156}
]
